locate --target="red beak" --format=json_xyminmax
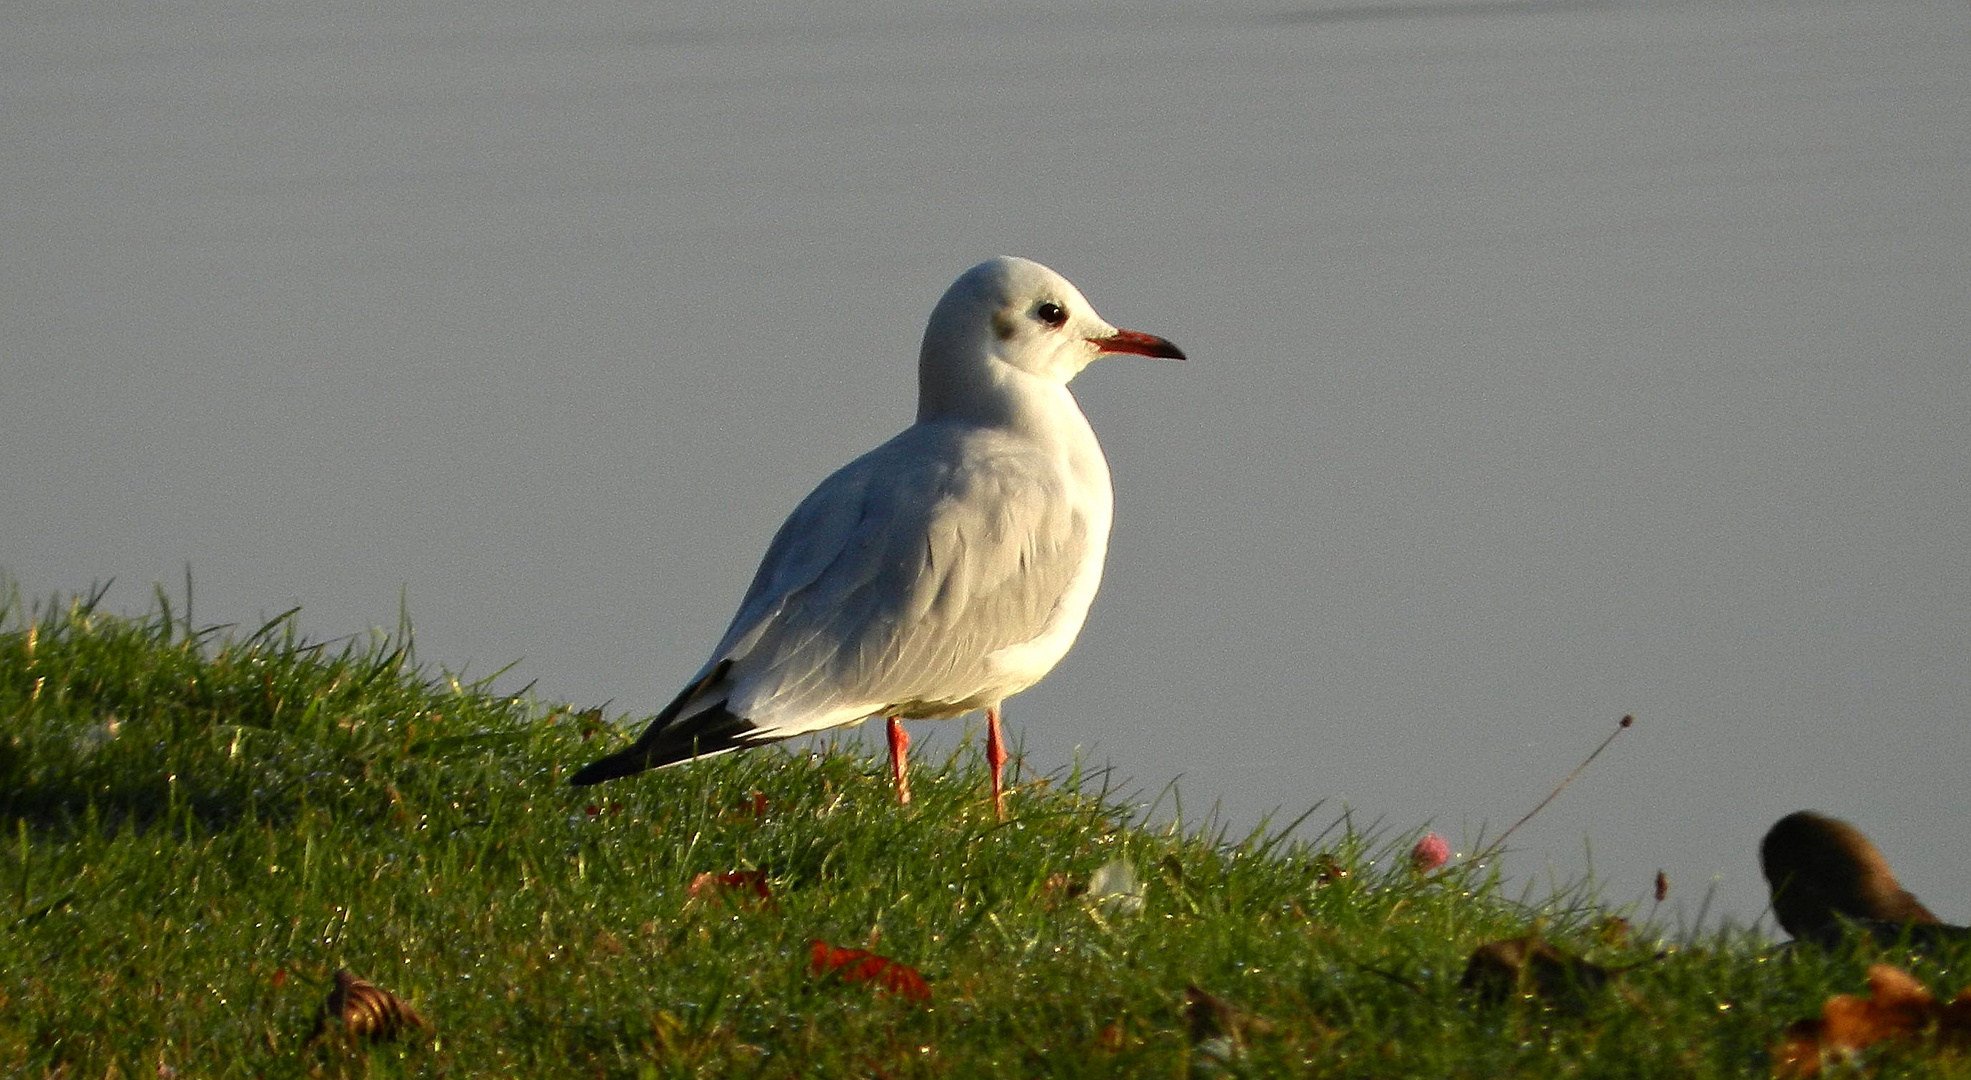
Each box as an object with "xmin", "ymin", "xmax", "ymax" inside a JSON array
[{"xmin": 1091, "ymin": 328, "xmax": 1186, "ymax": 360}]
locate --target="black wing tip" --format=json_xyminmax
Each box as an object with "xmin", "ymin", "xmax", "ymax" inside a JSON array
[
  {"xmin": 566, "ymin": 705, "xmax": 761, "ymax": 787},
  {"xmin": 567, "ymin": 753, "xmax": 642, "ymax": 787}
]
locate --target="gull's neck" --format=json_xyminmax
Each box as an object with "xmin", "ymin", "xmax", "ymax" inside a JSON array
[{"xmin": 916, "ymin": 356, "xmax": 1088, "ymax": 441}]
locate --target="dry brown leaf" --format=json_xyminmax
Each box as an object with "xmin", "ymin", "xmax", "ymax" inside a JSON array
[
  {"xmin": 1943, "ymin": 987, "xmax": 1971, "ymax": 1046},
  {"xmin": 311, "ymin": 969, "xmax": 426, "ymax": 1043},
  {"xmin": 1184, "ymin": 984, "xmax": 1275, "ymax": 1067},
  {"xmin": 1309, "ymin": 853, "xmax": 1350, "ymax": 886},
  {"xmin": 687, "ymin": 870, "xmax": 772, "ymax": 908},
  {"xmin": 1160, "ymin": 853, "xmax": 1186, "ymax": 885},
  {"xmin": 1460, "ymin": 935, "xmax": 1611, "ymax": 1007},
  {"xmin": 1771, "ymin": 1019, "xmax": 1825, "ymax": 1079},
  {"xmin": 1042, "ymin": 872, "xmax": 1090, "ymax": 905},
  {"xmin": 592, "ymin": 929, "xmax": 626, "ymax": 956}
]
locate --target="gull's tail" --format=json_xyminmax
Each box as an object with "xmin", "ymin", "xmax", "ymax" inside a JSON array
[{"xmin": 568, "ymin": 661, "xmax": 758, "ymax": 785}]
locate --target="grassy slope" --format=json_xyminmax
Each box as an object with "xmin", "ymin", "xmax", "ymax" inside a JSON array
[{"xmin": 1, "ymin": 589, "xmax": 1965, "ymax": 1078}]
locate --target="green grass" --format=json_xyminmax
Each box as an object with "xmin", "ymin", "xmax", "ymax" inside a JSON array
[{"xmin": 2, "ymin": 585, "xmax": 1967, "ymax": 1078}]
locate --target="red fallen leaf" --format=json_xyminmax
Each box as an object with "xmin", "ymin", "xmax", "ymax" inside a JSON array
[
  {"xmin": 688, "ymin": 870, "xmax": 772, "ymax": 905},
  {"xmin": 808, "ymin": 940, "xmax": 931, "ymax": 1001}
]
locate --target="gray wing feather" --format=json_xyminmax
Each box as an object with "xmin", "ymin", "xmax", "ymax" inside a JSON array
[{"xmin": 704, "ymin": 425, "xmax": 1090, "ymax": 734}]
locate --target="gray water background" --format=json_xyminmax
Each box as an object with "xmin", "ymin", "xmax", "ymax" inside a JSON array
[{"xmin": 6, "ymin": 0, "xmax": 1968, "ymax": 931}]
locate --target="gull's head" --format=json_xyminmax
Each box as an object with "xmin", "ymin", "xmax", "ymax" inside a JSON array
[{"xmin": 920, "ymin": 257, "xmax": 1184, "ymax": 397}]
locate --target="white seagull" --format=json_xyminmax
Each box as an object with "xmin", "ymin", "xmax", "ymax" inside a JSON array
[{"xmin": 570, "ymin": 257, "xmax": 1183, "ymax": 817}]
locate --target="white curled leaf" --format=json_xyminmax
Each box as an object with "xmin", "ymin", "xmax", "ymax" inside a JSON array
[{"xmin": 1087, "ymin": 858, "xmax": 1145, "ymax": 916}]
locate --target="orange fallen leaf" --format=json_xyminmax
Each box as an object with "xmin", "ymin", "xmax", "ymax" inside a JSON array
[
  {"xmin": 688, "ymin": 870, "xmax": 772, "ymax": 906},
  {"xmin": 1772, "ymin": 964, "xmax": 1971, "ymax": 1078},
  {"xmin": 1823, "ymin": 965, "xmax": 1933, "ymax": 1052},
  {"xmin": 808, "ymin": 940, "xmax": 931, "ymax": 1001}
]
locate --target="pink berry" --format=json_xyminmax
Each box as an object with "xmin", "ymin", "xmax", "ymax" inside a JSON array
[{"xmin": 1411, "ymin": 832, "xmax": 1451, "ymax": 872}]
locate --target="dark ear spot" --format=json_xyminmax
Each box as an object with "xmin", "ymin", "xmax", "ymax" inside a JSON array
[{"xmin": 992, "ymin": 311, "xmax": 1018, "ymax": 341}]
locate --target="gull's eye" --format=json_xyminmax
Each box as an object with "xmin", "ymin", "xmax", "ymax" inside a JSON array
[{"xmin": 1033, "ymin": 301, "xmax": 1067, "ymax": 328}]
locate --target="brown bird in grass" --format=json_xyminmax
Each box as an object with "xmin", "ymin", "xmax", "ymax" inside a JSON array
[{"xmin": 1760, "ymin": 810, "xmax": 1962, "ymax": 947}]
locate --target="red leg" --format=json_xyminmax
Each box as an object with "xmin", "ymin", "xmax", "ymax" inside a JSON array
[
  {"xmin": 985, "ymin": 706, "xmax": 1007, "ymax": 820},
  {"xmin": 887, "ymin": 716, "xmax": 911, "ymax": 805}
]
